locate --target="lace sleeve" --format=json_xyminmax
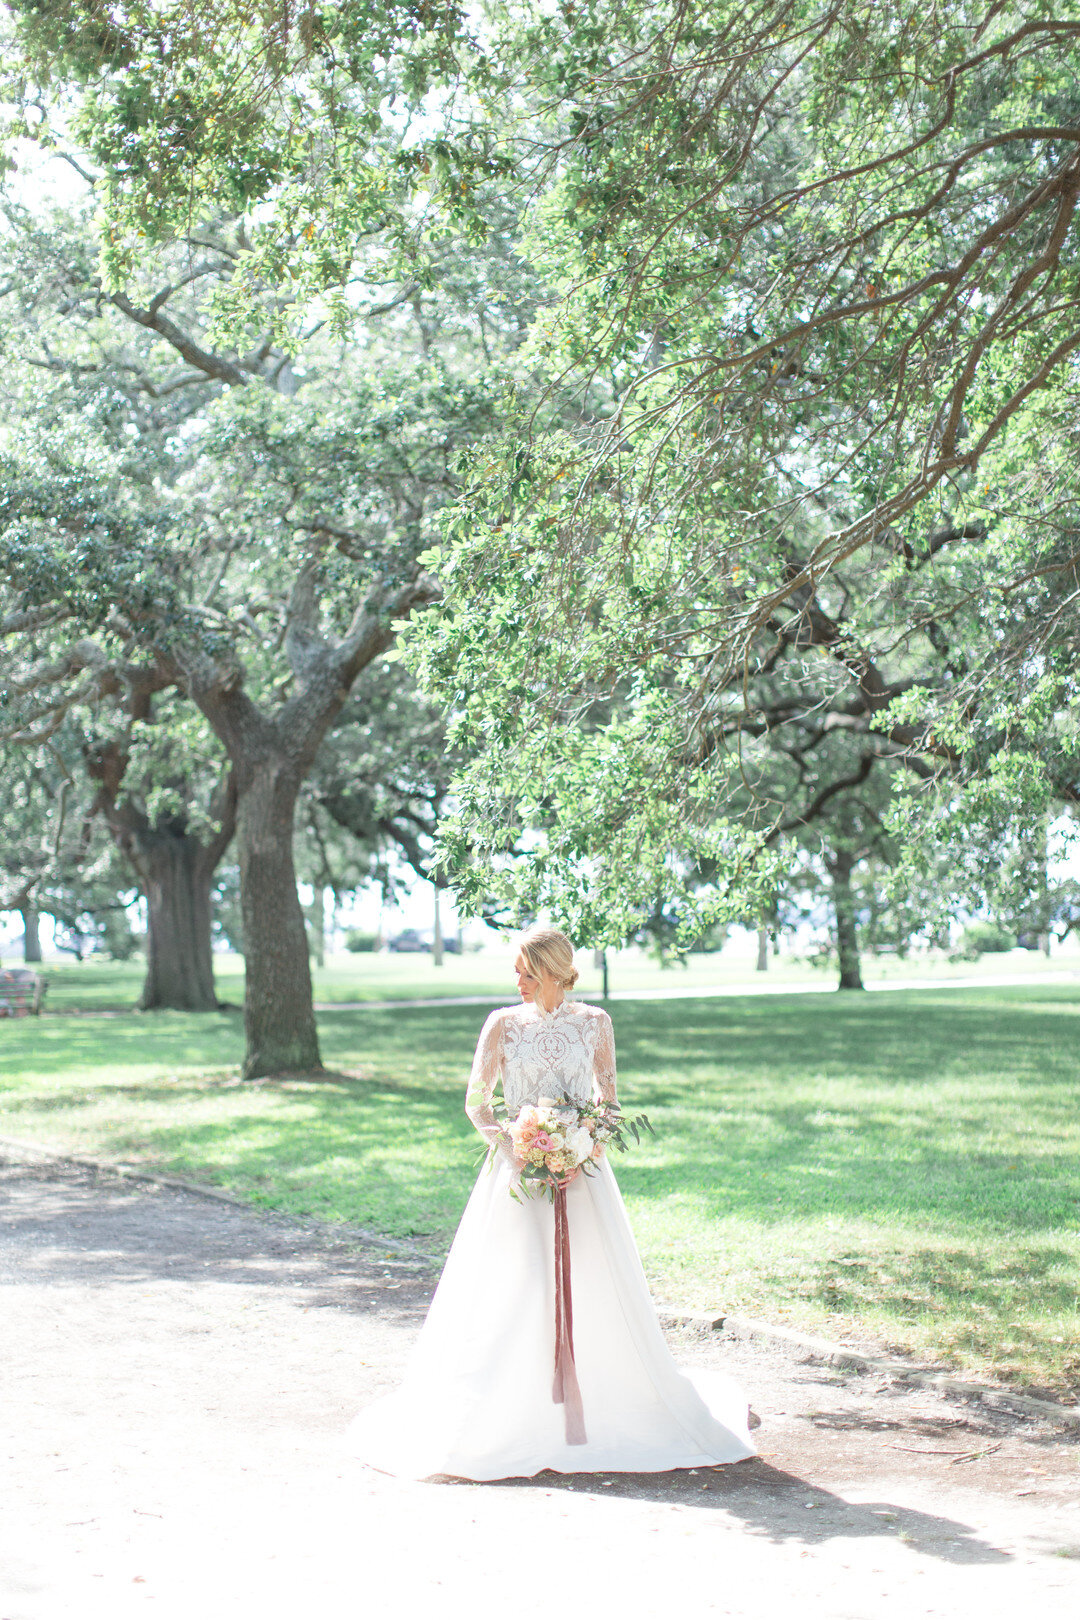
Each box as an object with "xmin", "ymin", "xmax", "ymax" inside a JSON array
[
  {"xmin": 592, "ymin": 1010, "xmax": 619, "ymax": 1105},
  {"xmin": 465, "ymin": 1010, "xmax": 517, "ymax": 1166}
]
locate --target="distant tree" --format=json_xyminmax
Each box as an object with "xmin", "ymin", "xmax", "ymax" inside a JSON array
[
  {"xmin": 82, "ymin": 703, "xmax": 237, "ymax": 1009},
  {"xmin": 0, "ymin": 727, "xmax": 143, "ymax": 964},
  {"xmin": 0, "ymin": 731, "xmax": 80, "ymax": 959}
]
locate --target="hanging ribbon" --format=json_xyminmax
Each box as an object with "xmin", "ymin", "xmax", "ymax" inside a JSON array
[{"xmin": 552, "ymin": 1183, "xmax": 587, "ymax": 1445}]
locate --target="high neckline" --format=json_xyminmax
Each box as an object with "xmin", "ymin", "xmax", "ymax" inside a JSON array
[{"xmin": 527, "ymin": 998, "xmax": 575, "ymax": 1022}]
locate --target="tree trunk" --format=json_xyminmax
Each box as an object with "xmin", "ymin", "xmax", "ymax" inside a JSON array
[
  {"xmin": 236, "ymin": 757, "xmax": 322, "ymax": 1079},
  {"xmin": 432, "ymin": 884, "xmax": 444, "ymax": 967},
  {"xmin": 308, "ymin": 885, "xmax": 326, "ymax": 967},
  {"xmin": 756, "ymin": 926, "xmax": 768, "ymax": 972},
  {"xmin": 20, "ymin": 905, "xmax": 42, "ymax": 963},
  {"xmin": 139, "ymin": 835, "xmax": 220, "ymax": 1011},
  {"xmin": 829, "ymin": 847, "xmax": 865, "ymax": 990},
  {"xmin": 85, "ymin": 735, "xmax": 235, "ymax": 1014},
  {"xmin": 177, "ymin": 568, "xmax": 436, "ymax": 1078}
]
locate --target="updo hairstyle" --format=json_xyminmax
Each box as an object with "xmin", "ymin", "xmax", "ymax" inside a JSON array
[{"xmin": 518, "ymin": 925, "xmax": 579, "ymax": 993}]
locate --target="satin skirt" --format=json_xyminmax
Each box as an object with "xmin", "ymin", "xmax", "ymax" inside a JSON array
[{"xmin": 346, "ymin": 1155, "xmax": 755, "ymax": 1481}]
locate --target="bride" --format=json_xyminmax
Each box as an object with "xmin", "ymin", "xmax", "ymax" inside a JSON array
[{"xmin": 347, "ymin": 925, "xmax": 755, "ymax": 1480}]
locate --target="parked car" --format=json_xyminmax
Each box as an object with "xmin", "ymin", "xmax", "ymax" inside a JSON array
[{"xmin": 386, "ymin": 929, "xmax": 463, "ymax": 954}]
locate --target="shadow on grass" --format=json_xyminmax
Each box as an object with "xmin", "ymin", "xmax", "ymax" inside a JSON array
[
  {"xmin": 795, "ymin": 1243, "xmax": 1080, "ymax": 1380},
  {"xmin": 615, "ymin": 984, "xmax": 1080, "ymax": 1093},
  {"xmin": 0, "ymin": 1053, "xmax": 478, "ymax": 1239},
  {"xmin": 1, "ymin": 1011, "xmax": 246, "ymax": 1076},
  {"xmin": 5, "ymin": 987, "xmax": 1080, "ymax": 1259}
]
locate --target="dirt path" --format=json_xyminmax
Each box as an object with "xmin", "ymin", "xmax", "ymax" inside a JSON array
[{"xmin": 2, "ymin": 1149, "xmax": 1078, "ymax": 1620}]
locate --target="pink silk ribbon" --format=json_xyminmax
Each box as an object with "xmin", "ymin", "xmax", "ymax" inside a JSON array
[{"xmin": 552, "ymin": 1184, "xmax": 587, "ymax": 1445}]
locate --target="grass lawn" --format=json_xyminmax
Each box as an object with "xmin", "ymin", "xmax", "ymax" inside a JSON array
[
  {"xmin": 26, "ymin": 937, "xmax": 1077, "ymax": 1013},
  {"xmin": 2, "ymin": 983, "xmax": 1079, "ymax": 1395}
]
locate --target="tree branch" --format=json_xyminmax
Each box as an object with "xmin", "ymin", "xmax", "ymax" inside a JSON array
[{"xmin": 108, "ymin": 292, "xmax": 253, "ymax": 387}]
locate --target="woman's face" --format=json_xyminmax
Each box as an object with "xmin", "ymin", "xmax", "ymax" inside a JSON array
[
  {"xmin": 514, "ymin": 952, "xmax": 538, "ymax": 1001},
  {"xmin": 514, "ymin": 951, "xmax": 556, "ymax": 1005}
]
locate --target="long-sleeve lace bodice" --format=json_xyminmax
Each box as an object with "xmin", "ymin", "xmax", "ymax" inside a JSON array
[{"xmin": 466, "ymin": 1000, "xmax": 618, "ymax": 1163}]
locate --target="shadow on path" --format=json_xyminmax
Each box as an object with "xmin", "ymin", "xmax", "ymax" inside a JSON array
[
  {"xmin": 0, "ymin": 1154, "xmax": 433, "ymax": 1326},
  {"xmin": 441, "ymin": 1461, "xmax": 1009, "ymax": 1564},
  {"xmin": 0, "ymin": 1150, "xmax": 1062, "ymax": 1576}
]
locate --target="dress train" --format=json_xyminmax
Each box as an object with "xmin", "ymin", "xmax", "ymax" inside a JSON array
[{"xmin": 347, "ymin": 1153, "xmax": 755, "ymax": 1482}]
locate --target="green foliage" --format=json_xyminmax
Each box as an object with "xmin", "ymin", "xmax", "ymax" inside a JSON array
[
  {"xmin": 0, "ymin": 731, "xmax": 79, "ymax": 906},
  {"xmin": 345, "ymin": 930, "xmax": 378, "ymax": 953},
  {"xmin": 0, "ymin": 195, "xmax": 519, "ymax": 992},
  {"xmin": 4, "ymin": 2, "xmax": 1080, "ymax": 966},
  {"xmin": 302, "ymin": 653, "xmax": 459, "ymax": 900},
  {"xmin": 397, "ymin": 1, "xmax": 1080, "ymax": 936},
  {"xmin": 1, "ymin": 0, "xmax": 512, "ymax": 335},
  {"xmin": 98, "ymin": 908, "xmax": 142, "ymax": 961},
  {"xmin": 958, "ymin": 920, "xmax": 1017, "ymax": 959},
  {"xmin": 0, "ymin": 187, "xmax": 516, "ymax": 679},
  {"xmin": 0, "ymin": 723, "xmax": 145, "ymax": 944}
]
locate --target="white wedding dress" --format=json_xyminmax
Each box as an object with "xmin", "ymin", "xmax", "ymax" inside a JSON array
[{"xmin": 347, "ymin": 998, "xmax": 755, "ymax": 1480}]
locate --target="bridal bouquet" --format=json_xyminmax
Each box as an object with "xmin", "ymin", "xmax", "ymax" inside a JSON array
[{"xmin": 504, "ymin": 1094, "xmax": 654, "ymax": 1201}]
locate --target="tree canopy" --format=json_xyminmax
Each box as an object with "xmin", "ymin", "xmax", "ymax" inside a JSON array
[
  {"xmin": 403, "ymin": 0, "xmax": 1080, "ymax": 939},
  {"xmin": 0, "ymin": 179, "xmax": 516, "ymax": 1062},
  {"xmin": 2, "ymin": 0, "xmax": 1078, "ymax": 979}
]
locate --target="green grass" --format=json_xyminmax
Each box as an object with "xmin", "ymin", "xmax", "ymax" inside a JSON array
[
  {"xmin": 30, "ymin": 952, "xmax": 518, "ymax": 1013},
  {"xmin": 2, "ymin": 984, "xmax": 1079, "ymax": 1395},
  {"xmin": 27, "ymin": 938, "xmax": 1076, "ymax": 1013}
]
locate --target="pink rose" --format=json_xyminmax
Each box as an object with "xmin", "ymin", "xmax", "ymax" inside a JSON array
[{"xmin": 533, "ymin": 1131, "xmax": 555, "ymax": 1152}]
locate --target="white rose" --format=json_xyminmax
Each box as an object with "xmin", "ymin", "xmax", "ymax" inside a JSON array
[
  {"xmin": 547, "ymin": 1132, "xmax": 565, "ymax": 1150},
  {"xmin": 567, "ymin": 1127, "xmax": 594, "ymax": 1164}
]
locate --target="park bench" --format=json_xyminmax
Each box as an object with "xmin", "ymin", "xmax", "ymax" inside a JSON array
[{"xmin": 0, "ymin": 969, "xmax": 47, "ymax": 1017}]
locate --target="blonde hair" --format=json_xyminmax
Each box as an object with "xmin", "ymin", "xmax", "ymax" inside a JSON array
[{"xmin": 518, "ymin": 926, "xmax": 579, "ymax": 996}]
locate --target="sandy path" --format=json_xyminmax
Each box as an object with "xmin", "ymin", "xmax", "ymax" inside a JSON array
[{"xmin": 2, "ymin": 1149, "xmax": 1078, "ymax": 1620}]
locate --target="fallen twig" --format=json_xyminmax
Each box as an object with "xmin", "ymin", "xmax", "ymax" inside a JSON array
[
  {"xmin": 949, "ymin": 1442, "xmax": 1004, "ymax": 1465},
  {"xmin": 890, "ymin": 1443, "xmax": 975, "ymax": 1456},
  {"xmin": 888, "ymin": 1440, "xmax": 1003, "ymax": 1463}
]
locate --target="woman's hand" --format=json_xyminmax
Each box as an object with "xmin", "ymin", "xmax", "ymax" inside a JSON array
[{"xmin": 555, "ymin": 1167, "xmax": 580, "ymax": 1191}]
